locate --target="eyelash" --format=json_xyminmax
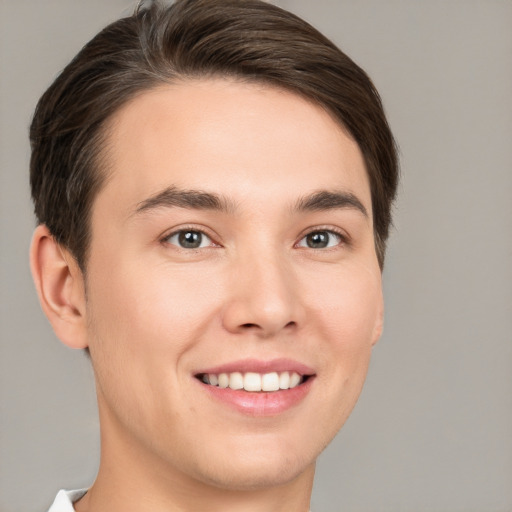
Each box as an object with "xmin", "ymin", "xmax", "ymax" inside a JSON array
[
  {"xmin": 160, "ymin": 226, "xmax": 349, "ymax": 251},
  {"xmin": 161, "ymin": 226, "xmax": 217, "ymax": 250},
  {"xmin": 296, "ymin": 227, "xmax": 349, "ymax": 250}
]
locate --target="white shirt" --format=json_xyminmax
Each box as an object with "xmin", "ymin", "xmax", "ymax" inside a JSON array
[{"xmin": 47, "ymin": 489, "xmax": 87, "ymax": 512}]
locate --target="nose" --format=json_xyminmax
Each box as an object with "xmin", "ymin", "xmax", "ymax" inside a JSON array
[{"xmin": 221, "ymin": 249, "xmax": 302, "ymax": 338}]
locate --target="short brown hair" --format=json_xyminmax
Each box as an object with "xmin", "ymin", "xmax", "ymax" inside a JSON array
[{"xmin": 30, "ymin": 0, "xmax": 398, "ymax": 270}]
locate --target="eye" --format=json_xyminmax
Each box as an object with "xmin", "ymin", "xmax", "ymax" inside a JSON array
[
  {"xmin": 297, "ymin": 230, "xmax": 343, "ymax": 249},
  {"xmin": 165, "ymin": 229, "xmax": 214, "ymax": 249}
]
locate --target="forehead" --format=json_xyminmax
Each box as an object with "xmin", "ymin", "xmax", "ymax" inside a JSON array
[{"xmin": 97, "ymin": 78, "xmax": 371, "ymax": 218}]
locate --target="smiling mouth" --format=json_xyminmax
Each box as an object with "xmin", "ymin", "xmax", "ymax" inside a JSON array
[{"xmin": 196, "ymin": 371, "xmax": 311, "ymax": 392}]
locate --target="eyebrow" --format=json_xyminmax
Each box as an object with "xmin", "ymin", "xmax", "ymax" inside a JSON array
[
  {"xmin": 133, "ymin": 186, "xmax": 236, "ymax": 215},
  {"xmin": 294, "ymin": 190, "xmax": 368, "ymax": 218},
  {"xmin": 132, "ymin": 186, "xmax": 368, "ymax": 219}
]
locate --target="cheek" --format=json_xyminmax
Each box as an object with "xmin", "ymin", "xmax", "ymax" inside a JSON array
[
  {"xmin": 310, "ymin": 264, "xmax": 382, "ymax": 345},
  {"xmin": 306, "ymin": 263, "xmax": 382, "ymax": 400},
  {"xmin": 87, "ymin": 257, "xmax": 222, "ymax": 352},
  {"xmin": 84, "ymin": 258, "xmax": 224, "ymax": 434},
  {"xmin": 84, "ymin": 256, "xmax": 230, "ymax": 418},
  {"xmin": 291, "ymin": 266, "xmax": 381, "ymax": 449}
]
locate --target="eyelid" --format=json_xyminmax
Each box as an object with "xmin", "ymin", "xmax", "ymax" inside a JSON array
[
  {"xmin": 158, "ymin": 224, "xmax": 349, "ymax": 249},
  {"xmin": 295, "ymin": 226, "xmax": 350, "ymax": 248},
  {"xmin": 160, "ymin": 225, "xmax": 220, "ymax": 248}
]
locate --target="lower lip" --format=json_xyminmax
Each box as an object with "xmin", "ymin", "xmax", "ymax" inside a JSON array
[{"xmin": 198, "ymin": 377, "xmax": 315, "ymax": 416}]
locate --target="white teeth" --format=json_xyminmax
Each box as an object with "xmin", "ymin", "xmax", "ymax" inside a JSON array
[
  {"xmin": 229, "ymin": 372, "xmax": 244, "ymax": 390},
  {"xmin": 290, "ymin": 372, "xmax": 301, "ymax": 388},
  {"xmin": 261, "ymin": 372, "xmax": 280, "ymax": 391},
  {"xmin": 202, "ymin": 370, "xmax": 305, "ymax": 392},
  {"xmin": 244, "ymin": 372, "xmax": 262, "ymax": 392},
  {"xmin": 218, "ymin": 373, "xmax": 229, "ymax": 388},
  {"xmin": 279, "ymin": 371, "xmax": 290, "ymax": 390}
]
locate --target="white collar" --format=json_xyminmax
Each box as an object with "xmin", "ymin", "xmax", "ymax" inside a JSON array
[{"xmin": 47, "ymin": 489, "xmax": 88, "ymax": 512}]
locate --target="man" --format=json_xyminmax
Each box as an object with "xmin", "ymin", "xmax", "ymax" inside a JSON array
[{"xmin": 29, "ymin": 0, "xmax": 398, "ymax": 510}]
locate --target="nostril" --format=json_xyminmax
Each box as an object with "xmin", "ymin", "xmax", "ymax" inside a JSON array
[{"xmin": 241, "ymin": 321, "xmax": 296, "ymax": 329}]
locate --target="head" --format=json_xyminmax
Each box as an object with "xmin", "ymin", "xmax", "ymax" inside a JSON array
[{"xmin": 29, "ymin": 0, "xmax": 398, "ymax": 500}]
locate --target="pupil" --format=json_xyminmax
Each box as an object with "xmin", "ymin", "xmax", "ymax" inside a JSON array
[
  {"xmin": 307, "ymin": 231, "xmax": 329, "ymax": 248},
  {"xmin": 179, "ymin": 231, "xmax": 202, "ymax": 248}
]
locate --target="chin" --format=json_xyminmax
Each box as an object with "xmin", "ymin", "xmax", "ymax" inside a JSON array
[
  {"xmin": 186, "ymin": 433, "xmax": 320, "ymax": 492},
  {"xmin": 199, "ymin": 456, "xmax": 315, "ymax": 492}
]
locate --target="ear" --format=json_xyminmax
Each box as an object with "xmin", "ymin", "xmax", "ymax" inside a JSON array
[
  {"xmin": 30, "ymin": 224, "xmax": 89, "ymax": 349},
  {"xmin": 371, "ymin": 288, "xmax": 384, "ymax": 346}
]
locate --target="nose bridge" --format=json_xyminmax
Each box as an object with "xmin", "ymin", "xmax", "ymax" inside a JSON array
[{"xmin": 222, "ymin": 241, "xmax": 300, "ymax": 336}]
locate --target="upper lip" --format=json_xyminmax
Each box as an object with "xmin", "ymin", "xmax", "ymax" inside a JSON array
[{"xmin": 195, "ymin": 358, "xmax": 315, "ymax": 376}]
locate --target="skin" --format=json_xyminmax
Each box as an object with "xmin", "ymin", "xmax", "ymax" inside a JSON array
[{"xmin": 31, "ymin": 79, "xmax": 383, "ymax": 512}]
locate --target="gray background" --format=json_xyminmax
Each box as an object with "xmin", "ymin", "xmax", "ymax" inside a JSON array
[{"xmin": 1, "ymin": 1, "xmax": 511, "ymax": 511}]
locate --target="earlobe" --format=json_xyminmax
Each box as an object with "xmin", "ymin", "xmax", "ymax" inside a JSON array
[{"xmin": 30, "ymin": 224, "xmax": 89, "ymax": 349}]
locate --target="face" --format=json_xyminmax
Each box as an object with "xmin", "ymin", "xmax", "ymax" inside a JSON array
[{"xmin": 84, "ymin": 79, "xmax": 383, "ymax": 490}]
